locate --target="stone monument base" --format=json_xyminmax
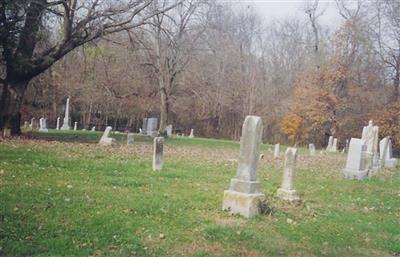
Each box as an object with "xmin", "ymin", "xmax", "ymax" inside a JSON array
[
  {"xmin": 343, "ymin": 168, "xmax": 369, "ymax": 180},
  {"xmin": 222, "ymin": 190, "xmax": 265, "ymax": 218},
  {"xmin": 277, "ymin": 188, "xmax": 300, "ymax": 202},
  {"xmin": 99, "ymin": 138, "xmax": 116, "ymax": 146}
]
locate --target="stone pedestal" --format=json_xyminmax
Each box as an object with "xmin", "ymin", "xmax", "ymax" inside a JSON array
[
  {"xmin": 222, "ymin": 116, "xmax": 264, "ymax": 218},
  {"xmin": 222, "ymin": 190, "xmax": 265, "ymax": 218}
]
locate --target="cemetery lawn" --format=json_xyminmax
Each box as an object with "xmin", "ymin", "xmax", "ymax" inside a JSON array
[{"xmin": 1, "ymin": 135, "xmax": 400, "ymax": 257}]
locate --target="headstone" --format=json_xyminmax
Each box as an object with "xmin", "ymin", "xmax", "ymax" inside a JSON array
[
  {"xmin": 73, "ymin": 122, "xmax": 77, "ymax": 131},
  {"xmin": 56, "ymin": 117, "xmax": 60, "ymax": 130},
  {"xmin": 361, "ymin": 120, "xmax": 379, "ymax": 170},
  {"xmin": 326, "ymin": 136, "xmax": 333, "ymax": 151},
  {"xmin": 277, "ymin": 148, "xmax": 300, "ymax": 201},
  {"xmin": 380, "ymin": 137, "xmax": 397, "ymax": 169},
  {"xmin": 38, "ymin": 118, "xmax": 48, "ymax": 132},
  {"xmin": 343, "ymin": 138, "xmax": 369, "ymax": 180},
  {"xmin": 152, "ymin": 137, "xmax": 164, "ymax": 171},
  {"xmin": 146, "ymin": 118, "xmax": 158, "ymax": 136},
  {"xmin": 189, "ymin": 129, "xmax": 194, "ymax": 138},
  {"xmin": 222, "ymin": 116, "xmax": 265, "ymax": 218},
  {"xmin": 345, "ymin": 139, "xmax": 349, "ymax": 153},
  {"xmin": 142, "ymin": 118, "xmax": 148, "ymax": 135},
  {"xmin": 91, "ymin": 126, "xmax": 95, "ymax": 132},
  {"xmin": 23, "ymin": 121, "xmax": 29, "ymax": 129},
  {"xmin": 309, "ymin": 144, "xmax": 316, "ymax": 156},
  {"xmin": 274, "ymin": 144, "xmax": 280, "ymax": 158},
  {"xmin": 127, "ymin": 133, "xmax": 135, "ymax": 145},
  {"xmin": 99, "ymin": 126, "xmax": 116, "ymax": 146},
  {"xmin": 166, "ymin": 125, "xmax": 173, "ymax": 137},
  {"xmin": 139, "ymin": 128, "xmax": 143, "ymax": 134},
  {"xmin": 29, "ymin": 118, "xmax": 36, "ymax": 130},
  {"xmin": 61, "ymin": 98, "xmax": 71, "ymax": 130},
  {"xmin": 331, "ymin": 138, "xmax": 338, "ymax": 152}
]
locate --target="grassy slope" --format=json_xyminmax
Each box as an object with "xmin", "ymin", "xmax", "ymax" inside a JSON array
[{"xmin": 0, "ymin": 132, "xmax": 399, "ymax": 257}]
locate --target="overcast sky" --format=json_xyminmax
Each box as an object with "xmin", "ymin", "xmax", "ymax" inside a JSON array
[{"xmin": 221, "ymin": 0, "xmax": 347, "ymax": 29}]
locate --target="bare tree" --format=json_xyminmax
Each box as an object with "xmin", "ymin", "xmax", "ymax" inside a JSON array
[{"xmin": 0, "ymin": 0, "xmax": 178, "ymax": 135}]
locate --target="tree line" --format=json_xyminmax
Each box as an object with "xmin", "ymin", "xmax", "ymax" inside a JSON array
[{"xmin": 1, "ymin": 0, "xmax": 399, "ymax": 151}]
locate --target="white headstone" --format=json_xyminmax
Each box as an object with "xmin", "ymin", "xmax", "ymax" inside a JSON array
[
  {"xmin": 29, "ymin": 118, "xmax": 36, "ymax": 130},
  {"xmin": 23, "ymin": 121, "xmax": 29, "ymax": 129},
  {"xmin": 343, "ymin": 138, "xmax": 369, "ymax": 180},
  {"xmin": 309, "ymin": 144, "xmax": 316, "ymax": 156},
  {"xmin": 274, "ymin": 144, "xmax": 280, "ymax": 158},
  {"xmin": 326, "ymin": 136, "xmax": 333, "ymax": 151},
  {"xmin": 61, "ymin": 98, "xmax": 71, "ymax": 130},
  {"xmin": 73, "ymin": 122, "xmax": 77, "ymax": 131},
  {"xmin": 222, "ymin": 116, "xmax": 265, "ymax": 218},
  {"xmin": 38, "ymin": 118, "xmax": 48, "ymax": 133},
  {"xmin": 331, "ymin": 138, "xmax": 338, "ymax": 152},
  {"xmin": 152, "ymin": 137, "xmax": 164, "ymax": 171},
  {"xmin": 379, "ymin": 137, "xmax": 397, "ymax": 169},
  {"xmin": 56, "ymin": 117, "xmax": 60, "ymax": 130},
  {"xmin": 91, "ymin": 126, "xmax": 96, "ymax": 132},
  {"xmin": 146, "ymin": 118, "xmax": 158, "ymax": 136},
  {"xmin": 277, "ymin": 148, "xmax": 300, "ymax": 201},
  {"xmin": 189, "ymin": 129, "xmax": 194, "ymax": 138},
  {"xmin": 166, "ymin": 125, "xmax": 173, "ymax": 137},
  {"xmin": 99, "ymin": 126, "xmax": 116, "ymax": 146},
  {"xmin": 127, "ymin": 133, "xmax": 135, "ymax": 145},
  {"xmin": 361, "ymin": 120, "xmax": 379, "ymax": 155}
]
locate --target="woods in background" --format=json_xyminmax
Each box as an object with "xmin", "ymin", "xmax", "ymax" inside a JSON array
[{"xmin": 1, "ymin": 0, "xmax": 399, "ymax": 151}]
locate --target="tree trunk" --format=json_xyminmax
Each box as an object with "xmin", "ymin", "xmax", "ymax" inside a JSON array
[
  {"xmin": 0, "ymin": 80, "xmax": 28, "ymax": 136},
  {"xmin": 159, "ymin": 86, "xmax": 169, "ymax": 133}
]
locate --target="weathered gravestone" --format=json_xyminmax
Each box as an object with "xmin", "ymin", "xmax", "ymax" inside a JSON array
[
  {"xmin": 152, "ymin": 137, "xmax": 164, "ymax": 171},
  {"xmin": 277, "ymin": 147, "xmax": 300, "ymax": 202},
  {"xmin": 39, "ymin": 118, "xmax": 48, "ymax": 133},
  {"xmin": 23, "ymin": 121, "xmax": 29, "ymax": 129},
  {"xmin": 73, "ymin": 122, "xmax": 77, "ymax": 131},
  {"xmin": 343, "ymin": 138, "xmax": 369, "ymax": 180},
  {"xmin": 274, "ymin": 144, "xmax": 280, "ymax": 158},
  {"xmin": 326, "ymin": 136, "xmax": 333, "ymax": 151},
  {"xmin": 222, "ymin": 116, "xmax": 265, "ymax": 218},
  {"xmin": 29, "ymin": 118, "xmax": 36, "ymax": 130},
  {"xmin": 99, "ymin": 126, "xmax": 116, "ymax": 146},
  {"xmin": 56, "ymin": 117, "xmax": 60, "ymax": 130},
  {"xmin": 380, "ymin": 137, "xmax": 397, "ymax": 169},
  {"xmin": 189, "ymin": 129, "xmax": 194, "ymax": 138},
  {"xmin": 91, "ymin": 126, "xmax": 96, "ymax": 132},
  {"xmin": 142, "ymin": 118, "xmax": 148, "ymax": 135},
  {"xmin": 309, "ymin": 144, "xmax": 316, "ymax": 156},
  {"xmin": 331, "ymin": 138, "xmax": 338, "ymax": 152},
  {"xmin": 127, "ymin": 133, "xmax": 135, "ymax": 145},
  {"xmin": 61, "ymin": 98, "xmax": 71, "ymax": 130},
  {"xmin": 361, "ymin": 120, "xmax": 379, "ymax": 169},
  {"xmin": 146, "ymin": 118, "xmax": 158, "ymax": 136},
  {"xmin": 166, "ymin": 125, "xmax": 173, "ymax": 137}
]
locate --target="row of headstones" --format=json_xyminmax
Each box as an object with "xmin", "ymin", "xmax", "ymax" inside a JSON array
[
  {"xmin": 25, "ymin": 118, "xmax": 95, "ymax": 132},
  {"xmin": 343, "ymin": 120, "xmax": 397, "ymax": 180},
  {"xmin": 140, "ymin": 118, "xmax": 195, "ymax": 138}
]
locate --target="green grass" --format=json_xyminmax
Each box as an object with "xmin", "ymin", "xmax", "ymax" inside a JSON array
[{"xmin": 1, "ymin": 133, "xmax": 399, "ymax": 256}]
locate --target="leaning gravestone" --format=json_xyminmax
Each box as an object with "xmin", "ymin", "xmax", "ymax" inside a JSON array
[
  {"xmin": 166, "ymin": 125, "xmax": 173, "ymax": 137},
  {"xmin": 152, "ymin": 137, "xmax": 164, "ymax": 171},
  {"xmin": 274, "ymin": 144, "xmax": 280, "ymax": 158},
  {"xmin": 189, "ymin": 129, "xmax": 194, "ymax": 138},
  {"xmin": 61, "ymin": 98, "xmax": 71, "ymax": 130},
  {"xmin": 380, "ymin": 137, "xmax": 397, "ymax": 169},
  {"xmin": 99, "ymin": 126, "xmax": 116, "ymax": 146},
  {"xmin": 222, "ymin": 116, "xmax": 265, "ymax": 218},
  {"xmin": 309, "ymin": 144, "xmax": 316, "ymax": 156},
  {"xmin": 277, "ymin": 148, "xmax": 300, "ymax": 202},
  {"xmin": 39, "ymin": 118, "xmax": 48, "ymax": 133},
  {"xmin": 127, "ymin": 133, "xmax": 135, "ymax": 145},
  {"xmin": 343, "ymin": 138, "xmax": 369, "ymax": 180}
]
